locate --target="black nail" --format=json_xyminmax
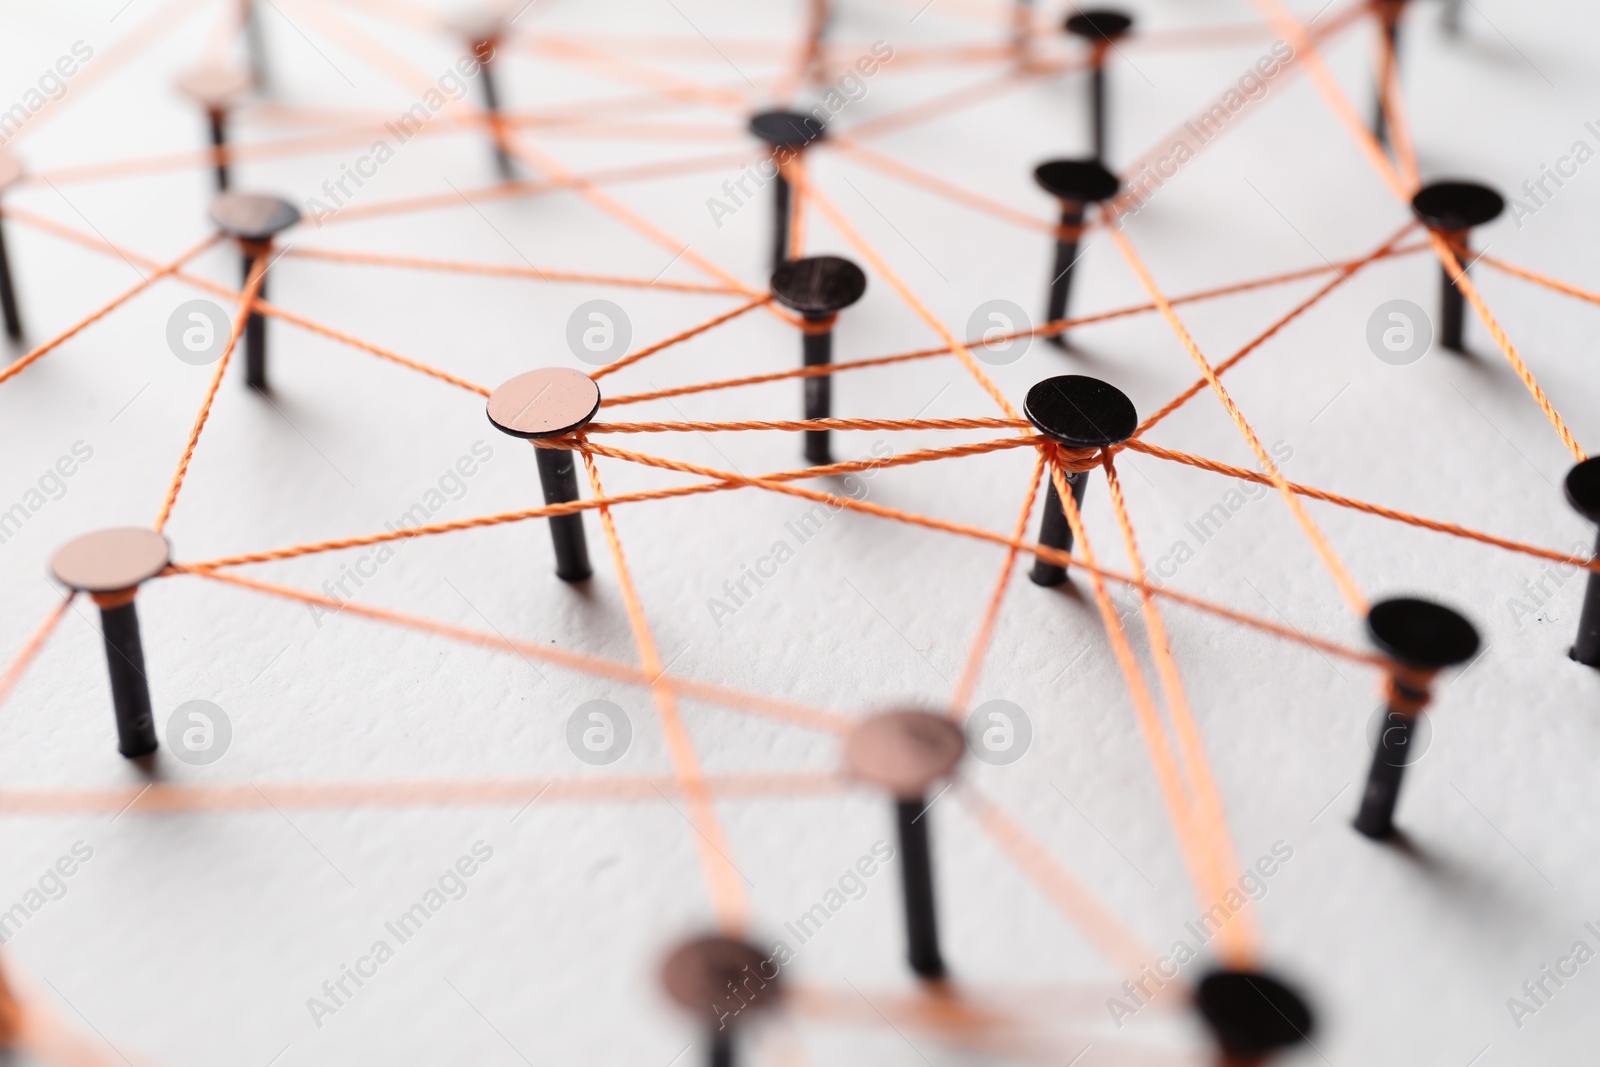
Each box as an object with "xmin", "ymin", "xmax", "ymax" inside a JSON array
[
  {"xmin": 208, "ymin": 193, "xmax": 301, "ymax": 390},
  {"xmin": 845, "ymin": 710, "xmax": 965, "ymax": 979},
  {"xmin": 487, "ymin": 368, "xmax": 603, "ymax": 582},
  {"xmin": 178, "ymin": 67, "xmax": 252, "ymax": 193},
  {"xmin": 0, "ymin": 154, "xmax": 25, "ymax": 343},
  {"xmin": 1024, "ymin": 375, "xmax": 1137, "ymax": 585},
  {"xmin": 749, "ymin": 112, "xmax": 827, "ymax": 273},
  {"xmin": 1371, "ymin": 0, "xmax": 1406, "ymax": 146},
  {"xmin": 1409, "ymin": 181, "xmax": 1504, "ymax": 353},
  {"xmin": 769, "ymin": 255, "xmax": 867, "ymax": 466},
  {"xmin": 49, "ymin": 528, "xmax": 172, "ymax": 759},
  {"xmin": 451, "ymin": 17, "xmax": 515, "ymax": 179},
  {"xmin": 1195, "ymin": 968, "xmax": 1315, "ymax": 1067},
  {"xmin": 1064, "ymin": 9, "xmax": 1134, "ymax": 163},
  {"xmin": 1563, "ymin": 459, "xmax": 1600, "ymax": 666},
  {"xmin": 1354, "ymin": 597, "xmax": 1479, "ymax": 839},
  {"xmin": 1033, "ymin": 160, "xmax": 1119, "ymax": 347}
]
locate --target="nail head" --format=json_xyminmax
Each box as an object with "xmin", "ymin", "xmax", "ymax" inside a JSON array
[
  {"xmin": 1033, "ymin": 159, "xmax": 1121, "ymax": 204},
  {"xmin": 175, "ymin": 65, "xmax": 253, "ymax": 109},
  {"xmin": 1410, "ymin": 181, "xmax": 1505, "ymax": 232},
  {"xmin": 845, "ymin": 710, "xmax": 964, "ymax": 799},
  {"xmin": 748, "ymin": 110, "xmax": 827, "ymax": 150},
  {"xmin": 208, "ymin": 192, "xmax": 301, "ymax": 241},
  {"xmin": 1564, "ymin": 457, "xmax": 1600, "ymax": 523},
  {"xmin": 487, "ymin": 368, "xmax": 601, "ymax": 439},
  {"xmin": 661, "ymin": 935, "xmax": 779, "ymax": 1023},
  {"xmin": 1025, "ymin": 375, "xmax": 1138, "ymax": 448},
  {"xmin": 50, "ymin": 528, "xmax": 171, "ymax": 595},
  {"xmin": 1365, "ymin": 597, "xmax": 1480, "ymax": 670},
  {"xmin": 1195, "ymin": 969, "xmax": 1315, "ymax": 1058},
  {"xmin": 1064, "ymin": 9, "xmax": 1135, "ymax": 40},
  {"xmin": 770, "ymin": 255, "xmax": 867, "ymax": 316}
]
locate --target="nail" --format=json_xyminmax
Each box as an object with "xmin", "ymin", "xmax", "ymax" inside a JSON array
[
  {"xmin": 450, "ymin": 13, "xmax": 515, "ymax": 179},
  {"xmin": 0, "ymin": 153, "xmax": 26, "ymax": 343},
  {"xmin": 487, "ymin": 367, "xmax": 602, "ymax": 583},
  {"xmin": 1033, "ymin": 160, "xmax": 1119, "ymax": 347},
  {"xmin": 1064, "ymin": 9, "xmax": 1134, "ymax": 163},
  {"xmin": 208, "ymin": 192, "xmax": 301, "ymax": 390},
  {"xmin": 749, "ymin": 111, "xmax": 827, "ymax": 274},
  {"xmin": 661, "ymin": 935, "xmax": 781, "ymax": 1067},
  {"xmin": 49, "ymin": 527, "xmax": 172, "ymax": 759},
  {"xmin": 844, "ymin": 709, "xmax": 965, "ymax": 979},
  {"xmin": 1195, "ymin": 968, "xmax": 1316, "ymax": 1067},
  {"xmin": 1353, "ymin": 596, "xmax": 1479, "ymax": 839},
  {"xmin": 1024, "ymin": 374, "xmax": 1137, "ymax": 586},
  {"xmin": 1409, "ymin": 181, "xmax": 1504, "ymax": 353},
  {"xmin": 1563, "ymin": 459, "xmax": 1600, "ymax": 666},
  {"xmin": 176, "ymin": 66, "xmax": 253, "ymax": 192},
  {"xmin": 769, "ymin": 255, "xmax": 868, "ymax": 466}
]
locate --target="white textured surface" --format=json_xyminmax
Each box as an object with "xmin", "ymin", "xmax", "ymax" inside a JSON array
[{"xmin": 0, "ymin": 0, "xmax": 1597, "ymax": 1065}]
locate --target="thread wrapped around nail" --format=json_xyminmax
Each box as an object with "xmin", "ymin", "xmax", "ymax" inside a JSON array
[
  {"xmin": 798, "ymin": 313, "xmax": 838, "ymax": 336},
  {"xmin": 1384, "ymin": 668, "xmax": 1434, "ymax": 717},
  {"xmin": 1041, "ymin": 442, "xmax": 1104, "ymax": 473}
]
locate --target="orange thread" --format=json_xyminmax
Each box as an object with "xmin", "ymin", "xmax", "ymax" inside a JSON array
[
  {"xmin": 1135, "ymin": 222, "xmax": 1417, "ymax": 436},
  {"xmin": 0, "ymin": 233, "xmax": 220, "ymax": 386},
  {"xmin": 578, "ymin": 449, "xmax": 752, "ymax": 934},
  {"xmin": 179, "ymin": 568, "xmax": 850, "ymax": 734},
  {"xmin": 1107, "ymin": 225, "xmax": 1369, "ymax": 614},
  {"xmin": 590, "ymin": 296, "xmax": 772, "ymax": 381},
  {"xmin": 1430, "ymin": 234, "xmax": 1586, "ymax": 461},
  {"xmin": 585, "ymin": 416, "xmax": 1026, "ymax": 434},
  {"xmin": 153, "ymin": 256, "xmax": 268, "ymax": 532},
  {"xmin": 948, "ymin": 450, "xmax": 1047, "ymax": 714},
  {"xmin": 283, "ymin": 246, "xmax": 748, "ymax": 295},
  {"xmin": 1125, "ymin": 439, "xmax": 1598, "ymax": 571},
  {"xmin": 0, "ymin": 595, "xmax": 74, "ymax": 713}
]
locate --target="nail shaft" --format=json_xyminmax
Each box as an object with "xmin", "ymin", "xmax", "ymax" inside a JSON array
[
  {"xmin": 476, "ymin": 46, "xmax": 514, "ymax": 179},
  {"xmin": 802, "ymin": 318, "xmax": 832, "ymax": 465},
  {"xmin": 1353, "ymin": 694, "xmax": 1418, "ymax": 839},
  {"xmin": 98, "ymin": 600, "xmax": 158, "ymax": 759},
  {"xmin": 1044, "ymin": 203, "xmax": 1085, "ymax": 344},
  {"xmin": 1031, "ymin": 470, "xmax": 1087, "ymax": 586},
  {"xmin": 1372, "ymin": 15, "xmax": 1401, "ymax": 147},
  {"xmin": 771, "ymin": 173, "xmax": 793, "ymax": 273},
  {"xmin": 241, "ymin": 249, "xmax": 268, "ymax": 389},
  {"xmin": 895, "ymin": 797, "xmax": 945, "ymax": 978},
  {"xmin": 535, "ymin": 445, "xmax": 593, "ymax": 582},
  {"xmin": 208, "ymin": 110, "xmax": 230, "ymax": 191},
  {"xmin": 709, "ymin": 1031, "xmax": 733, "ymax": 1067},
  {"xmin": 1439, "ymin": 246, "xmax": 1467, "ymax": 352},
  {"xmin": 0, "ymin": 216, "xmax": 21, "ymax": 342},
  {"xmin": 1089, "ymin": 60, "xmax": 1107, "ymax": 160},
  {"xmin": 1573, "ymin": 531, "xmax": 1600, "ymax": 665}
]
